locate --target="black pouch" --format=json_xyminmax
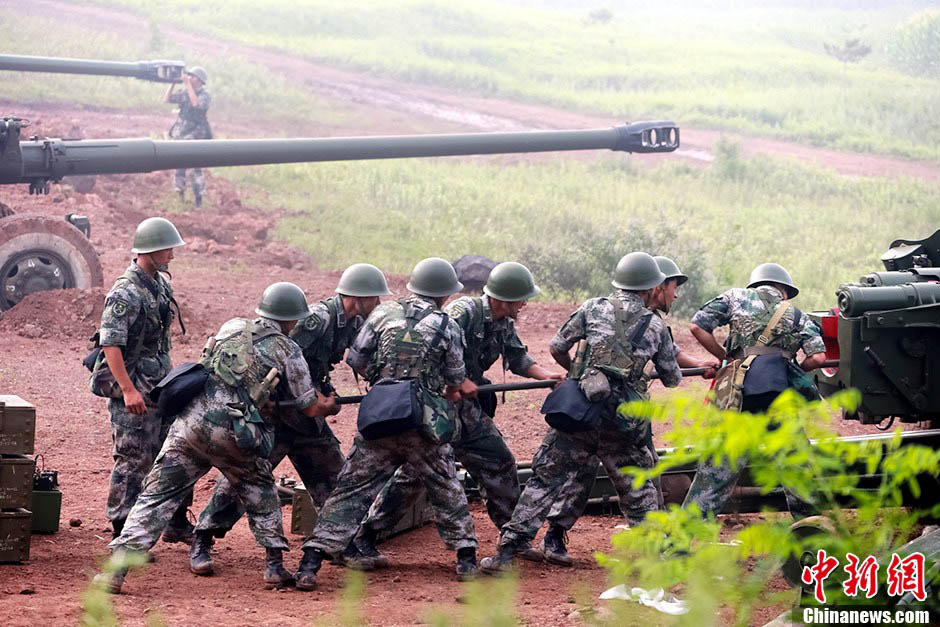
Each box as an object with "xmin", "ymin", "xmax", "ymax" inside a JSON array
[
  {"xmin": 149, "ymin": 362, "xmax": 209, "ymax": 418},
  {"xmin": 83, "ymin": 347, "xmax": 100, "ymax": 372},
  {"xmin": 477, "ymin": 377, "xmax": 497, "ymax": 418},
  {"xmin": 357, "ymin": 379, "xmax": 422, "ymax": 441},
  {"xmin": 742, "ymin": 354, "xmax": 789, "ymax": 396},
  {"xmin": 540, "ymin": 378, "xmax": 602, "ymax": 433}
]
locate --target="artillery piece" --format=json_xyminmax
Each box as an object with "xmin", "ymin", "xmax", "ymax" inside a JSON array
[{"xmin": 811, "ymin": 230, "xmax": 940, "ymax": 428}]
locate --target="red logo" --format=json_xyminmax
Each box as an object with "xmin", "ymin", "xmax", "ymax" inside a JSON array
[
  {"xmin": 886, "ymin": 552, "xmax": 927, "ymax": 602},
  {"xmin": 842, "ymin": 553, "xmax": 879, "ymax": 599},
  {"xmin": 802, "ymin": 549, "xmax": 840, "ymax": 603}
]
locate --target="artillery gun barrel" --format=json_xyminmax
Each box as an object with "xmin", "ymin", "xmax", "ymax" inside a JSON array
[
  {"xmin": 837, "ymin": 283, "xmax": 940, "ymax": 317},
  {"xmin": 857, "ymin": 268, "xmax": 940, "ymax": 287},
  {"xmin": 1, "ymin": 120, "xmax": 679, "ymax": 187},
  {"xmin": 0, "ymin": 54, "xmax": 185, "ymax": 82}
]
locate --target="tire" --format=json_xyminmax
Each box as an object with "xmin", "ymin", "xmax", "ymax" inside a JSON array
[{"xmin": 0, "ymin": 213, "xmax": 103, "ymax": 310}]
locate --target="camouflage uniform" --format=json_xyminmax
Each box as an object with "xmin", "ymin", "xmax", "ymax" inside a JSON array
[
  {"xmin": 194, "ymin": 296, "xmax": 354, "ymax": 536},
  {"xmin": 302, "ymin": 296, "xmax": 477, "ymax": 557},
  {"xmin": 110, "ymin": 317, "xmax": 318, "ymax": 553},
  {"xmin": 683, "ymin": 285, "xmax": 825, "ymax": 518},
  {"xmin": 167, "ymin": 86, "xmax": 211, "ymax": 198},
  {"xmin": 362, "ymin": 295, "xmax": 536, "ymax": 533},
  {"xmin": 98, "ymin": 262, "xmax": 192, "ymax": 528},
  {"xmin": 498, "ymin": 291, "xmax": 681, "ymax": 548}
]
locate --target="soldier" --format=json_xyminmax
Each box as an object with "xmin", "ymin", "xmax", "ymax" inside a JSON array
[
  {"xmin": 480, "ymin": 252, "xmax": 682, "ymax": 573},
  {"xmin": 188, "ymin": 264, "xmax": 390, "ymax": 576},
  {"xmin": 353, "ymin": 262, "xmax": 564, "ymax": 567},
  {"xmin": 683, "ymin": 262, "xmax": 826, "ymax": 518},
  {"xmin": 93, "ymin": 217, "xmax": 194, "ymax": 545},
  {"xmin": 164, "ymin": 65, "xmax": 211, "ymax": 207},
  {"xmin": 293, "ymin": 258, "xmax": 480, "ymax": 590},
  {"xmin": 97, "ymin": 282, "xmax": 338, "ymax": 593}
]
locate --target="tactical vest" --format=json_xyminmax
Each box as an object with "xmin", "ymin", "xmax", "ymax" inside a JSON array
[
  {"xmin": 115, "ymin": 267, "xmax": 173, "ymax": 362},
  {"xmin": 727, "ymin": 289, "xmax": 803, "ymax": 360},
  {"xmin": 460, "ymin": 297, "xmax": 505, "ymax": 384},
  {"xmin": 584, "ymin": 295, "xmax": 653, "ymax": 384},
  {"xmin": 374, "ymin": 300, "xmax": 450, "ymax": 392}
]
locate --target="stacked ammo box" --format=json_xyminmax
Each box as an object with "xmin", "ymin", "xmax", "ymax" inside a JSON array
[{"xmin": 0, "ymin": 395, "xmax": 36, "ymax": 563}]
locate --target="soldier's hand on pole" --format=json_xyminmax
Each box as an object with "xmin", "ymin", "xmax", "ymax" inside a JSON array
[
  {"xmin": 313, "ymin": 392, "xmax": 340, "ymax": 417},
  {"xmin": 701, "ymin": 361, "xmax": 720, "ymax": 380},
  {"xmin": 458, "ymin": 378, "xmax": 478, "ymax": 399}
]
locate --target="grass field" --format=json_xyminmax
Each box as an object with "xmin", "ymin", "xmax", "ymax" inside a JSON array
[
  {"xmin": 78, "ymin": 0, "xmax": 940, "ymax": 160},
  {"xmin": 220, "ymin": 141, "xmax": 940, "ymax": 316}
]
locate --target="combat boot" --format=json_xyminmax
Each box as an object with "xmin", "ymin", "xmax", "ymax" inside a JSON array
[
  {"xmin": 262, "ymin": 548, "xmax": 295, "ymax": 589},
  {"xmin": 93, "ymin": 568, "xmax": 128, "ymax": 595},
  {"xmin": 455, "ymin": 547, "xmax": 478, "ymax": 581},
  {"xmin": 189, "ymin": 531, "xmax": 215, "ymax": 576},
  {"xmin": 163, "ymin": 508, "xmax": 196, "ymax": 544},
  {"xmin": 294, "ymin": 547, "xmax": 324, "ymax": 592},
  {"xmin": 352, "ymin": 528, "xmax": 389, "ymax": 569},
  {"xmin": 541, "ymin": 525, "xmax": 573, "ymax": 567},
  {"xmin": 111, "ymin": 518, "xmax": 125, "ymax": 540},
  {"xmin": 479, "ymin": 540, "xmax": 522, "ymax": 574},
  {"xmin": 517, "ymin": 540, "xmax": 545, "ymax": 563},
  {"xmin": 336, "ymin": 541, "xmax": 376, "ymax": 571},
  {"xmin": 193, "ymin": 192, "xmax": 203, "ymax": 208}
]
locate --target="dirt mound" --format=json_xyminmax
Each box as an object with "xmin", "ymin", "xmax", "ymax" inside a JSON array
[{"xmin": 0, "ymin": 287, "xmax": 104, "ymax": 342}]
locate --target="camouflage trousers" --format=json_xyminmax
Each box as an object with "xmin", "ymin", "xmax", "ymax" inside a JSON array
[
  {"xmin": 107, "ymin": 398, "xmax": 192, "ymax": 525},
  {"xmin": 174, "ymin": 168, "xmax": 205, "ymax": 197},
  {"xmin": 362, "ymin": 398, "xmax": 519, "ymax": 534},
  {"xmin": 195, "ymin": 422, "xmax": 344, "ymax": 538},
  {"xmin": 683, "ymin": 455, "xmax": 816, "ymax": 520},
  {"xmin": 303, "ymin": 430, "xmax": 477, "ymax": 558},
  {"xmin": 110, "ymin": 407, "xmax": 288, "ymax": 554},
  {"xmin": 499, "ymin": 419, "xmax": 660, "ymax": 547}
]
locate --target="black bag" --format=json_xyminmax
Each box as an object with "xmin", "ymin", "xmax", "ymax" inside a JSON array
[
  {"xmin": 540, "ymin": 378, "xmax": 602, "ymax": 433},
  {"xmin": 83, "ymin": 346, "xmax": 100, "ymax": 372},
  {"xmin": 357, "ymin": 379, "xmax": 422, "ymax": 441},
  {"xmin": 477, "ymin": 377, "xmax": 498, "ymax": 418},
  {"xmin": 149, "ymin": 362, "xmax": 209, "ymax": 418}
]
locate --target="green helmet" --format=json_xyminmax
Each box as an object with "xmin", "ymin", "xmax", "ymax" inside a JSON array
[
  {"xmin": 131, "ymin": 217, "xmax": 186, "ymax": 254},
  {"xmin": 611, "ymin": 252, "xmax": 666, "ymax": 291},
  {"xmin": 653, "ymin": 256, "xmax": 688, "ymax": 287},
  {"xmin": 186, "ymin": 66, "xmax": 208, "ymax": 84},
  {"xmin": 255, "ymin": 282, "xmax": 312, "ymax": 321},
  {"xmin": 335, "ymin": 263, "xmax": 391, "ymax": 297},
  {"xmin": 748, "ymin": 262, "xmax": 799, "ymax": 298},
  {"xmin": 406, "ymin": 257, "xmax": 463, "ymax": 297},
  {"xmin": 484, "ymin": 261, "xmax": 540, "ymax": 302}
]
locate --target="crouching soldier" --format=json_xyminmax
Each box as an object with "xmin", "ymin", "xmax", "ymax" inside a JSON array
[{"xmin": 96, "ymin": 282, "xmax": 337, "ymax": 593}]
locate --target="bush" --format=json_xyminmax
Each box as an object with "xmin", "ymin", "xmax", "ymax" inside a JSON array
[{"xmin": 887, "ymin": 9, "xmax": 940, "ymax": 79}]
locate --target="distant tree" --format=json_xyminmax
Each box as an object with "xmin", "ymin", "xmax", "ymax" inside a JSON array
[
  {"xmin": 587, "ymin": 8, "xmax": 613, "ymax": 25},
  {"xmin": 824, "ymin": 38, "xmax": 872, "ymax": 70},
  {"xmin": 887, "ymin": 9, "xmax": 940, "ymax": 79}
]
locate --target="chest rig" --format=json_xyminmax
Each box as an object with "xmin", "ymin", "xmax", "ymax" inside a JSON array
[
  {"xmin": 585, "ymin": 295, "xmax": 653, "ymax": 384},
  {"xmin": 375, "ymin": 300, "xmax": 450, "ymax": 392}
]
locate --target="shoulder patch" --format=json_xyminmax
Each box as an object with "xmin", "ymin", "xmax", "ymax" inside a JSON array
[
  {"xmin": 111, "ymin": 299, "xmax": 128, "ymax": 317},
  {"xmin": 304, "ymin": 314, "xmax": 322, "ymax": 330}
]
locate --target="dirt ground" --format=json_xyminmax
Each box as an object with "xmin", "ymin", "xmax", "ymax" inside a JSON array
[{"xmin": 2, "ymin": 4, "xmax": 937, "ymax": 623}]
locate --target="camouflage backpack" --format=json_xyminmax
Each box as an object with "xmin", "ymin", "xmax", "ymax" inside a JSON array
[
  {"xmin": 579, "ymin": 295, "xmax": 653, "ymax": 402},
  {"xmin": 200, "ymin": 319, "xmax": 281, "ymax": 455}
]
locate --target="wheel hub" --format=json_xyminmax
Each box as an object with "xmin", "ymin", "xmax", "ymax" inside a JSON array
[{"xmin": 0, "ymin": 248, "xmax": 75, "ymax": 308}]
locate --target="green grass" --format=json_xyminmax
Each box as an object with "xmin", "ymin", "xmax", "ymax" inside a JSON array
[
  {"xmin": 76, "ymin": 0, "xmax": 940, "ymax": 160},
  {"xmin": 0, "ymin": 10, "xmax": 349, "ymax": 131},
  {"xmin": 219, "ymin": 143, "xmax": 940, "ymax": 316}
]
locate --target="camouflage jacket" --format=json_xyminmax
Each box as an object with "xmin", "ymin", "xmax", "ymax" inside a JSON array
[
  {"xmin": 347, "ymin": 295, "xmax": 465, "ymax": 393},
  {"xmin": 550, "ymin": 290, "xmax": 682, "ymax": 399},
  {"xmin": 168, "ymin": 87, "xmax": 211, "ymax": 140},
  {"xmin": 691, "ymin": 285, "xmax": 825, "ymax": 359},
  {"xmin": 98, "ymin": 262, "xmax": 174, "ymax": 391},
  {"xmin": 445, "ymin": 295, "xmax": 535, "ymax": 384},
  {"xmin": 289, "ymin": 294, "xmax": 362, "ymax": 389}
]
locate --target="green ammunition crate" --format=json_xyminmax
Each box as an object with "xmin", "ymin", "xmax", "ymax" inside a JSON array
[
  {"xmin": 0, "ymin": 455, "xmax": 35, "ymax": 509},
  {"xmin": 31, "ymin": 489, "xmax": 61, "ymax": 534},
  {"xmin": 0, "ymin": 508, "xmax": 32, "ymax": 563},
  {"xmin": 0, "ymin": 396, "xmax": 36, "ymax": 455}
]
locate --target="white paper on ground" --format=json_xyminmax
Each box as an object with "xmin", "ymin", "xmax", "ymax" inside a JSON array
[{"xmin": 599, "ymin": 584, "xmax": 689, "ymax": 616}]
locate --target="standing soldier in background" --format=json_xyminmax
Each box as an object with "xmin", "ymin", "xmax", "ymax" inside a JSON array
[
  {"xmin": 98, "ymin": 282, "xmax": 339, "ymax": 594},
  {"xmin": 188, "ymin": 264, "xmax": 390, "ymax": 576},
  {"xmin": 353, "ymin": 262, "xmax": 564, "ymax": 568},
  {"xmin": 293, "ymin": 258, "xmax": 480, "ymax": 590},
  {"xmin": 481, "ymin": 252, "xmax": 682, "ymax": 573},
  {"xmin": 90, "ymin": 217, "xmax": 194, "ymax": 545},
  {"xmin": 164, "ymin": 66, "xmax": 211, "ymax": 207},
  {"xmin": 683, "ymin": 262, "xmax": 826, "ymax": 518}
]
